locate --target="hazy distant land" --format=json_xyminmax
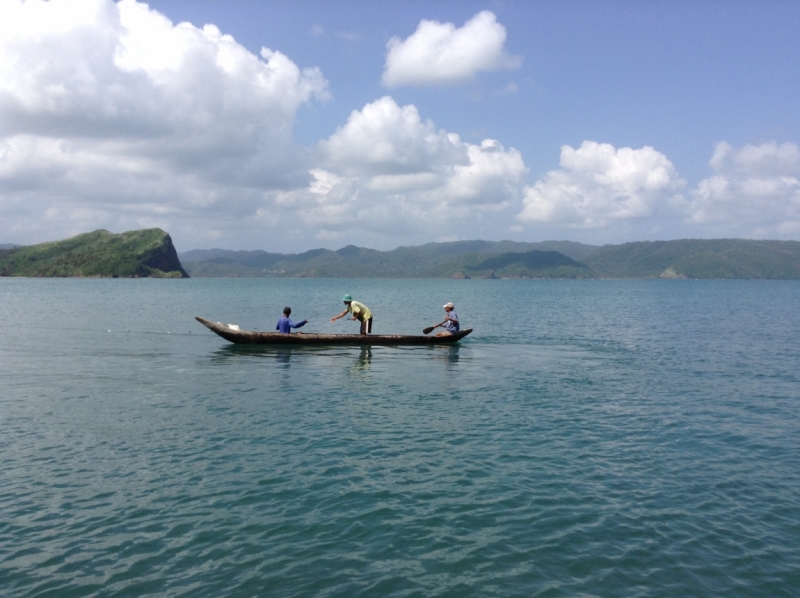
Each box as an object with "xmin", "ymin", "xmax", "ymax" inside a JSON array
[
  {"xmin": 3, "ymin": 230, "xmax": 800, "ymax": 279},
  {"xmin": 180, "ymin": 240, "xmax": 597, "ymax": 280},
  {"xmin": 583, "ymin": 239, "xmax": 800, "ymax": 279},
  {"xmin": 180, "ymin": 238, "xmax": 800, "ymax": 280}
]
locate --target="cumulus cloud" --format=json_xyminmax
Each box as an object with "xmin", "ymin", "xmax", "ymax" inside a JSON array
[
  {"xmin": 689, "ymin": 142, "xmax": 800, "ymax": 237},
  {"xmin": 278, "ymin": 96, "xmax": 527, "ymax": 242},
  {"xmin": 0, "ymin": 1, "xmax": 527, "ymax": 249},
  {"xmin": 381, "ymin": 11, "xmax": 521, "ymax": 88},
  {"xmin": 317, "ymin": 96, "xmax": 467, "ymax": 176},
  {"xmin": 517, "ymin": 141, "xmax": 686, "ymax": 229},
  {"xmin": 0, "ymin": 0, "xmax": 328, "ymax": 245}
]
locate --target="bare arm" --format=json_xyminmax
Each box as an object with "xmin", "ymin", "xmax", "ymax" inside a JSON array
[{"xmin": 330, "ymin": 309, "xmax": 349, "ymax": 322}]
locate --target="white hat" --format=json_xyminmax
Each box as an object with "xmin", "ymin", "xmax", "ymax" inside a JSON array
[{"xmin": 443, "ymin": 302, "xmax": 454, "ymax": 308}]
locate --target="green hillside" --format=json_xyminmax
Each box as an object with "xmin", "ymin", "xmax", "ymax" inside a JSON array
[
  {"xmin": 423, "ymin": 250, "xmax": 594, "ymax": 279},
  {"xmin": 0, "ymin": 229, "xmax": 188, "ymax": 278},
  {"xmin": 178, "ymin": 237, "xmax": 800, "ymax": 279},
  {"xmin": 584, "ymin": 239, "xmax": 800, "ymax": 279},
  {"xmin": 180, "ymin": 240, "xmax": 599, "ymax": 278}
]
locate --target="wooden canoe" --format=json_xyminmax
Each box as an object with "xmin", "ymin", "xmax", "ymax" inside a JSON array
[{"xmin": 196, "ymin": 316, "xmax": 473, "ymax": 345}]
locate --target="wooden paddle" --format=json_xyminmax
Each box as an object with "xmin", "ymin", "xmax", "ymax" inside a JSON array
[{"xmin": 422, "ymin": 320, "xmax": 447, "ymax": 334}]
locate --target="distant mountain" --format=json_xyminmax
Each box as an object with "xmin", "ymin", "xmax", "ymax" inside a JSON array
[
  {"xmin": 180, "ymin": 237, "xmax": 800, "ymax": 279},
  {"xmin": 584, "ymin": 239, "xmax": 800, "ymax": 279},
  {"xmin": 0, "ymin": 243, "xmax": 21, "ymax": 250},
  {"xmin": 422, "ymin": 250, "xmax": 594, "ymax": 279},
  {"xmin": 180, "ymin": 240, "xmax": 599, "ymax": 278},
  {"xmin": 7, "ymin": 233, "xmax": 795, "ymax": 280},
  {"xmin": 0, "ymin": 229, "xmax": 188, "ymax": 278}
]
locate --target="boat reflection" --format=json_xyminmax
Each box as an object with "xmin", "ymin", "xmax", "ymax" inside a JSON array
[
  {"xmin": 432, "ymin": 344, "xmax": 460, "ymax": 370},
  {"xmin": 208, "ymin": 344, "xmax": 311, "ymax": 367},
  {"xmin": 206, "ymin": 343, "xmax": 460, "ymax": 372}
]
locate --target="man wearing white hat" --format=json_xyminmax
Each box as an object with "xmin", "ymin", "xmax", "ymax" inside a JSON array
[{"xmin": 435, "ymin": 302, "xmax": 459, "ymax": 337}]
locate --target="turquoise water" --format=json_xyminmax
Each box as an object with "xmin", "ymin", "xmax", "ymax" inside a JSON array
[{"xmin": 1, "ymin": 278, "xmax": 799, "ymax": 597}]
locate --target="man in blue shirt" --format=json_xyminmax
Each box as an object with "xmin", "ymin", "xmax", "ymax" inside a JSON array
[
  {"xmin": 276, "ymin": 306, "xmax": 308, "ymax": 333},
  {"xmin": 435, "ymin": 302, "xmax": 459, "ymax": 336}
]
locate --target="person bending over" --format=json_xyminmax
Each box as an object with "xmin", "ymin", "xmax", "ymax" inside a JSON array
[
  {"xmin": 330, "ymin": 294, "xmax": 373, "ymax": 335},
  {"xmin": 276, "ymin": 307, "xmax": 308, "ymax": 333}
]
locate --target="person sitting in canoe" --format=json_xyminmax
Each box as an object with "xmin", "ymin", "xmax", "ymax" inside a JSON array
[
  {"xmin": 330, "ymin": 294, "xmax": 373, "ymax": 335},
  {"xmin": 434, "ymin": 302, "xmax": 459, "ymax": 336},
  {"xmin": 276, "ymin": 306, "xmax": 308, "ymax": 334}
]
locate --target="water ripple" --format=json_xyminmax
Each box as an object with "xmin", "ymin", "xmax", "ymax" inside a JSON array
[{"xmin": 1, "ymin": 279, "xmax": 799, "ymax": 597}]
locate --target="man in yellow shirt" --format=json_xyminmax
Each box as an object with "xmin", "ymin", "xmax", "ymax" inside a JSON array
[{"xmin": 330, "ymin": 294, "xmax": 373, "ymax": 335}]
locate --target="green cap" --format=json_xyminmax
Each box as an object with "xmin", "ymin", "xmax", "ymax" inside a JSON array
[{"xmin": 342, "ymin": 293, "xmax": 352, "ymax": 302}]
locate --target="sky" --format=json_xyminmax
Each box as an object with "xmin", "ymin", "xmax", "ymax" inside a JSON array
[{"xmin": 1, "ymin": 0, "xmax": 799, "ymax": 252}]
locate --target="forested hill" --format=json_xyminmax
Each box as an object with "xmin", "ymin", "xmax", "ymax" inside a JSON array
[
  {"xmin": 5, "ymin": 231, "xmax": 796, "ymax": 279},
  {"xmin": 583, "ymin": 239, "xmax": 800, "ymax": 279},
  {"xmin": 180, "ymin": 240, "xmax": 599, "ymax": 278},
  {"xmin": 181, "ymin": 237, "xmax": 800, "ymax": 279},
  {"xmin": 421, "ymin": 250, "xmax": 594, "ymax": 279},
  {"xmin": 0, "ymin": 229, "xmax": 188, "ymax": 278}
]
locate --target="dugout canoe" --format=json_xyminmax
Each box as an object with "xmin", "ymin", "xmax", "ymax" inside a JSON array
[{"xmin": 196, "ymin": 317, "xmax": 472, "ymax": 345}]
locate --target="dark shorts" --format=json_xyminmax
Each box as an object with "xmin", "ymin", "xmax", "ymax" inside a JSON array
[{"xmin": 360, "ymin": 317, "xmax": 373, "ymax": 335}]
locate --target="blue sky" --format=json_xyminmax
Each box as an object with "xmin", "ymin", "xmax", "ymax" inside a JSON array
[
  {"xmin": 149, "ymin": 0, "xmax": 800, "ymax": 175},
  {"xmin": 1, "ymin": 0, "xmax": 799, "ymax": 251}
]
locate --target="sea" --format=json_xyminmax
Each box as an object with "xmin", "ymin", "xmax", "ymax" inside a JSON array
[{"xmin": 1, "ymin": 278, "xmax": 799, "ymax": 597}]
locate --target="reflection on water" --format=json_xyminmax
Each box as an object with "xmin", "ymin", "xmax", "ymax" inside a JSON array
[
  {"xmin": 360, "ymin": 346, "xmax": 372, "ymax": 364},
  {"xmin": 348, "ymin": 346, "xmax": 372, "ymax": 378},
  {"xmin": 206, "ymin": 343, "xmax": 461, "ymax": 370},
  {"xmin": 441, "ymin": 345, "xmax": 460, "ymax": 369},
  {"xmin": 276, "ymin": 348, "xmax": 292, "ymax": 367},
  {"xmin": 208, "ymin": 344, "xmax": 322, "ymax": 365},
  {"xmin": 413, "ymin": 345, "xmax": 461, "ymax": 370},
  {"xmin": 201, "ymin": 343, "xmax": 467, "ymax": 392}
]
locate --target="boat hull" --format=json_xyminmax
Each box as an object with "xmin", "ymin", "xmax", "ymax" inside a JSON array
[{"xmin": 196, "ymin": 317, "xmax": 472, "ymax": 345}]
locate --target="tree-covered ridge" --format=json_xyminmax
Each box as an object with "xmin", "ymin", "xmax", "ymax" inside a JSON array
[
  {"xmin": 0, "ymin": 229, "xmax": 188, "ymax": 278},
  {"xmin": 583, "ymin": 239, "xmax": 800, "ymax": 279},
  {"xmin": 421, "ymin": 250, "xmax": 595, "ymax": 279},
  {"xmin": 4, "ymin": 231, "xmax": 798, "ymax": 279},
  {"xmin": 180, "ymin": 237, "xmax": 800, "ymax": 279},
  {"xmin": 180, "ymin": 240, "xmax": 599, "ymax": 278}
]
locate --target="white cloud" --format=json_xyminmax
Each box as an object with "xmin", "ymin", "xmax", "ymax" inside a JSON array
[
  {"xmin": 0, "ymin": 0, "xmax": 328, "ymax": 245},
  {"xmin": 12, "ymin": 2, "xmax": 795, "ymax": 251},
  {"xmin": 517, "ymin": 141, "xmax": 686, "ymax": 229},
  {"xmin": 282, "ymin": 97, "xmax": 527, "ymax": 242},
  {"xmin": 689, "ymin": 141, "xmax": 800, "ymax": 237},
  {"xmin": 317, "ymin": 96, "xmax": 467, "ymax": 176},
  {"xmin": 0, "ymin": 2, "xmax": 526, "ymax": 249},
  {"xmin": 381, "ymin": 11, "xmax": 521, "ymax": 88}
]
